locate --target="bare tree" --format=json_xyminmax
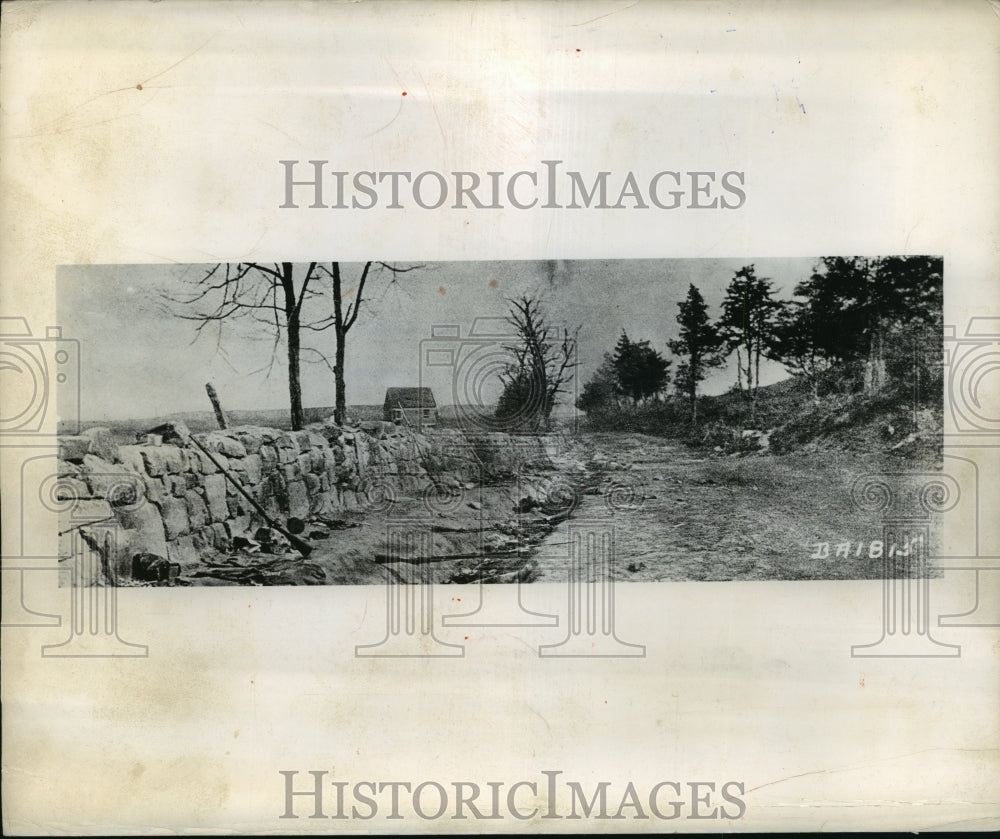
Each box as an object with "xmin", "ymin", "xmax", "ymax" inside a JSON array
[
  {"xmin": 169, "ymin": 261, "xmax": 422, "ymax": 430},
  {"xmin": 312, "ymin": 262, "xmax": 422, "ymax": 426},
  {"xmin": 496, "ymin": 294, "xmax": 579, "ymax": 431},
  {"xmin": 169, "ymin": 262, "xmax": 323, "ymax": 430}
]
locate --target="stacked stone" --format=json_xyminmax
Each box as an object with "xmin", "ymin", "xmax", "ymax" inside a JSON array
[
  {"xmin": 58, "ymin": 425, "xmax": 341, "ymax": 579},
  {"xmin": 57, "ymin": 420, "xmax": 561, "ymax": 583}
]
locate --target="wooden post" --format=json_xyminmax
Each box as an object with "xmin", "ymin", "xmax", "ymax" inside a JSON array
[{"xmin": 205, "ymin": 382, "xmax": 229, "ymax": 429}]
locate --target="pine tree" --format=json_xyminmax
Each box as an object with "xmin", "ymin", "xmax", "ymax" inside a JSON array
[
  {"xmin": 717, "ymin": 266, "xmax": 783, "ymax": 420},
  {"xmin": 612, "ymin": 331, "xmax": 670, "ymax": 403},
  {"xmin": 667, "ymin": 284, "xmax": 725, "ymax": 422}
]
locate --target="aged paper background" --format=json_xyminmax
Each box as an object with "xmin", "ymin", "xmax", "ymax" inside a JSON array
[{"xmin": 2, "ymin": 0, "xmax": 998, "ymax": 833}]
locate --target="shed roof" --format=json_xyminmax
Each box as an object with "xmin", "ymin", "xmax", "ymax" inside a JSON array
[{"xmin": 384, "ymin": 387, "xmax": 437, "ymax": 408}]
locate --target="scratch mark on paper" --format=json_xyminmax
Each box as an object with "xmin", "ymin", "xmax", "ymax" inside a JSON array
[
  {"xmin": 5, "ymin": 33, "xmax": 216, "ymax": 141},
  {"xmin": 748, "ymin": 747, "xmax": 1000, "ymax": 793},
  {"xmin": 258, "ymin": 120, "xmax": 302, "ymax": 147},
  {"xmin": 5, "ymin": 112, "xmax": 137, "ymax": 141},
  {"xmin": 418, "ymin": 71, "xmax": 448, "ymax": 151},
  {"xmin": 366, "ymin": 59, "xmax": 411, "ymax": 138},
  {"xmin": 525, "ymin": 703, "xmax": 553, "ymax": 734},
  {"xmin": 88, "ymin": 32, "xmax": 218, "ymax": 102},
  {"xmin": 572, "ymin": 1, "xmax": 639, "ymax": 27},
  {"xmin": 136, "ymin": 33, "xmax": 218, "ymax": 89},
  {"xmin": 366, "ymin": 92, "xmax": 406, "ymax": 138}
]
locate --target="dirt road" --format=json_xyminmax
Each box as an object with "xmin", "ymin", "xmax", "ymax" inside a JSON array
[{"xmin": 529, "ymin": 433, "xmax": 927, "ymax": 582}]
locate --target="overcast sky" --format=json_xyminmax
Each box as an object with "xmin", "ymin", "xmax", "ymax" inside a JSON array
[{"xmin": 58, "ymin": 258, "xmax": 817, "ymax": 421}]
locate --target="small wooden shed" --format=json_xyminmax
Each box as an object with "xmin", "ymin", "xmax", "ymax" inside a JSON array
[{"xmin": 383, "ymin": 387, "xmax": 437, "ymax": 429}]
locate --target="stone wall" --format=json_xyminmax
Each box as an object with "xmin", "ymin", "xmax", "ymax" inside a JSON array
[{"xmin": 57, "ymin": 421, "xmax": 563, "ymax": 583}]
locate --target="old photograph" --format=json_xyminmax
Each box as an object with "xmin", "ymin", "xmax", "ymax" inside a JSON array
[
  {"xmin": 54, "ymin": 256, "xmax": 944, "ymax": 586},
  {"xmin": 4, "ymin": 1, "xmax": 997, "ymax": 832}
]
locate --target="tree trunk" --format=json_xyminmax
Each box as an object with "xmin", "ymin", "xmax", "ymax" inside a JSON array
[
  {"xmin": 864, "ymin": 324, "xmax": 886, "ymax": 395},
  {"xmin": 331, "ymin": 265, "xmax": 347, "ymax": 427},
  {"xmin": 334, "ymin": 327, "xmax": 347, "ymax": 426},
  {"xmin": 751, "ymin": 344, "xmax": 761, "ymax": 422},
  {"xmin": 280, "ymin": 263, "xmax": 304, "ymax": 431},
  {"xmin": 287, "ymin": 311, "xmax": 303, "ymax": 431}
]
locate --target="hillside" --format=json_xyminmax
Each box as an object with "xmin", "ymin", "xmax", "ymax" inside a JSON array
[{"xmin": 580, "ymin": 374, "xmax": 942, "ymax": 465}]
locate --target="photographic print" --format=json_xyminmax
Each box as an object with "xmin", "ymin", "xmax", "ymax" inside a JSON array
[
  {"xmin": 56, "ymin": 257, "xmax": 945, "ymax": 588},
  {"xmin": 2, "ymin": 0, "xmax": 997, "ymax": 834}
]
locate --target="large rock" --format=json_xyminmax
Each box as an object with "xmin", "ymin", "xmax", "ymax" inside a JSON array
[
  {"xmin": 166, "ymin": 536, "xmax": 200, "ymax": 570},
  {"xmin": 142, "ymin": 475, "xmax": 168, "ymax": 507},
  {"xmin": 199, "ymin": 432, "xmax": 247, "ymax": 458},
  {"xmin": 303, "ymin": 472, "xmax": 321, "ymax": 497},
  {"xmin": 117, "ymin": 499, "xmax": 169, "ymax": 560},
  {"xmin": 194, "ymin": 449, "xmax": 220, "ymax": 474},
  {"xmin": 58, "ymin": 436, "xmax": 92, "ymax": 463},
  {"xmin": 203, "ymin": 474, "xmax": 229, "ymax": 523},
  {"xmin": 81, "ymin": 426, "xmax": 120, "ymax": 463},
  {"xmin": 117, "ymin": 445, "xmax": 147, "ymax": 475},
  {"xmin": 210, "ymin": 522, "xmax": 230, "ymax": 551},
  {"xmin": 360, "ymin": 420, "xmax": 394, "ymax": 438},
  {"xmin": 193, "ymin": 523, "xmax": 230, "ymax": 553},
  {"xmin": 287, "ymin": 480, "xmax": 310, "ymax": 520},
  {"xmin": 53, "ymin": 477, "xmax": 92, "ymax": 502},
  {"xmin": 141, "ymin": 446, "xmax": 187, "ymax": 477},
  {"xmin": 275, "ymin": 432, "xmax": 300, "ymax": 462},
  {"xmin": 184, "ymin": 489, "xmax": 210, "ymax": 530},
  {"xmin": 243, "ymin": 453, "xmax": 263, "ymax": 484},
  {"xmin": 226, "ymin": 495, "xmax": 248, "ymax": 519},
  {"xmin": 131, "ymin": 553, "xmax": 178, "ymax": 583},
  {"xmin": 232, "ymin": 428, "xmax": 265, "ymax": 452},
  {"xmin": 81, "ymin": 456, "xmax": 143, "ymax": 504},
  {"xmin": 158, "ymin": 496, "xmax": 190, "ymax": 540},
  {"xmin": 66, "ymin": 498, "xmax": 114, "ymax": 524},
  {"xmin": 306, "ymin": 431, "xmax": 328, "ymax": 449}
]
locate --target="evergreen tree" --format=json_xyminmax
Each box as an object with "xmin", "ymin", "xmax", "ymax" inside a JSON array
[
  {"xmin": 717, "ymin": 265, "xmax": 783, "ymax": 420},
  {"xmin": 576, "ymin": 352, "xmax": 620, "ymax": 415},
  {"xmin": 766, "ymin": 299, "xmax": 834, "ymax": 403},
  {"xmin": 667, "ymin": 284, "xmax": 725, "ymax": 422},
  {"xmin": 801, "ymin": 256, "xmax": 942, "ymax": 394},
  {"xmin": 612, "ymin": 331, "xmax": 670, "ymax": 403}
]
